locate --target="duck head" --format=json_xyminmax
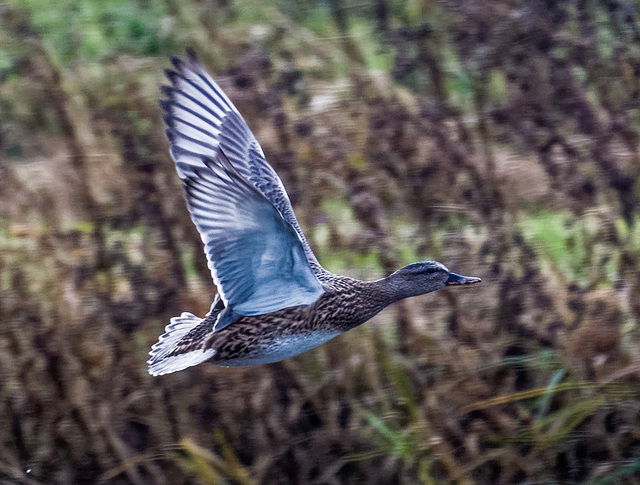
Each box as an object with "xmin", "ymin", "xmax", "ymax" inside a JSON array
[{"xmin": 384, "ymin": 261, "xmax": 481, "ymax": 300}]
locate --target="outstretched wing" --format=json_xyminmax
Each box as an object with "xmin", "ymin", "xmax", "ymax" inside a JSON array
[
  {"xmin": 171, "ymin": 146, "xmax": 324, "ymax": 315},
  {"xmin": 161, "ymin": 50, "xmax": 325, "ymax": 277}
]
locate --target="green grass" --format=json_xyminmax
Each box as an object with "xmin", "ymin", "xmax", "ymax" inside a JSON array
[
  {"xmin": 10, "ymin": 0, "xmax": 175, "ymax": 62},
  {"xmin": 316, "ymin": 242, "xmax": 382, "ymax": 276},
  {"xmin": 616, "ymin": 217, "xmax": 640, "ymax": 254},
  {"xmin": 228, "ymin": 0, "xmax": 273, "ymax": 26},
  {"xmin": 179, "ymin": 243, "xmax": 200, "ymax": 279},
  {"xmin": 0, "ymin": 48, "xmax": 12, "ymax": 71},
  {"xmin": 518, "ymin": 211, "xmax": 640, "ymax": 285},
  {"xmin": 349, "ymin": 18, "xmax": 392, "ymax": 71},
  {"xmin": 300, "ymin": 4, "xmax": 333, "ymax": 38},
  {"xmin": 488, "ymin": 70, "xmax": 507, "ymax": 99},
  {"xmin": 518, "ymin": 211, "xmax": 589, "ymax": 282},
  {"xmin": 360, "ymin": 410, "xmax": 423, "ymax": 461}
]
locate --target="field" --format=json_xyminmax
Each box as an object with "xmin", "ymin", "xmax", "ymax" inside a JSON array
[{"xmin": 1, "ymin": 1, "xmax": 640, "ymax": 483}]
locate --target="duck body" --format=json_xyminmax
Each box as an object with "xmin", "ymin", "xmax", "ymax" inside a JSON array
[
  {"xmin": 191, "ymin": 278, "xmax": 394, "ymax": 367},
  {"xmin": 148, "ymin": 51, "xmax": 480, "ymax": 376}
]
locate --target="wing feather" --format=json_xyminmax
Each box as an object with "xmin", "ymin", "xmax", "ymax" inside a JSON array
[
  {"xmin": 170, "ymin": 146, "xmax": 324, "ymax": 315},
  {"xmin": 161, "ymin": 52, "xmax": 328, "ymax": 280}
]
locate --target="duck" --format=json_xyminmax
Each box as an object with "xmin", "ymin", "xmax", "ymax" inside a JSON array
[{"xmin": 148, "ymin": 50, "xmax": 481, "ymax": 376}]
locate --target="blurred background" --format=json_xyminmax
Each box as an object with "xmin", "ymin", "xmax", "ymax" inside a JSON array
[{"xmin": 1, "ymin": 0, "xmax": 640, "ymax": 483}]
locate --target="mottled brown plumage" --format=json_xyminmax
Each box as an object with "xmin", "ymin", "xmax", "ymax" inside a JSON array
[{"xmin": 205, "ymin": 279, "xmax": 389, "ymax": 363}]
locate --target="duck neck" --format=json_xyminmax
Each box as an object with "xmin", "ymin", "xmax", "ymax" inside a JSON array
[
  {"xmin": 323, "ymin": 277, "xmax": 414, "ymax": 333},
  {"xmin": 363, "ymin": 277, "xmax": 408, "ymax": 312},
  {"xmin": 371, "ymin": 272, "xmax": 419, "ymax": 304}
]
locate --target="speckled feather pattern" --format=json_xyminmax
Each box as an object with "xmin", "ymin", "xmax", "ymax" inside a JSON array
[{"xmin": 203, "ymin": 280, "xmax": 390, "ymax": 364}]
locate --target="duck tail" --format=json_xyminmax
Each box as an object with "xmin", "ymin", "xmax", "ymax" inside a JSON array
[{"xmin": 148, "ymin": 312, "xmax": 216, "ymax": 376}]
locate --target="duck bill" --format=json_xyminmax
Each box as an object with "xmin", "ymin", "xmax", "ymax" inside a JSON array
[{"xmin": 445, "ymin": 272, "xmax": 482, "ymax": 286}]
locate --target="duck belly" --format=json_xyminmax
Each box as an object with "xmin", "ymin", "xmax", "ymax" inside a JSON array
[{"xmin": 217, "ymin": 331, "xmax": 341, "ymax": 367}]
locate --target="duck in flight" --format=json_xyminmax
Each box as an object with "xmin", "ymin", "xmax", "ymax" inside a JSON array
[{"xmin": 148, "ymin": 51, "xmax": 481, "ymax": 376}]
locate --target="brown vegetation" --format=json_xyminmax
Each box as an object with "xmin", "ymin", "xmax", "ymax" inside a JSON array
[{"xmin": 1, "ymin": 1, "xmax": 640, "ymax": 483}]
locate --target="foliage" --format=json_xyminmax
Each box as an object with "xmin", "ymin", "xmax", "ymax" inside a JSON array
[
  {"xmin": 1, "ymin": 0, "xmax": 640, "ymax": 484},
  {"xmin": 10, "ymin": 0, "xmax": 176, "ymax": 62}
]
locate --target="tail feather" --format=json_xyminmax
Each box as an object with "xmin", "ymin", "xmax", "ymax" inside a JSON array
[{"xmin": 148, "ymin": 312, "xmax": 216, "ymax": 376}]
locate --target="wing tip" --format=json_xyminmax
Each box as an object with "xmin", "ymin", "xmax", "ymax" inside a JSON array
[
  {"xmin": 160, "ymin": 84, "xmax": 175, "ymax": 99},
  {"xmin": 165, "ymin": 68, "xmax": 180, "ymax": 85},
  {"xmin": 168, "ymin": 49, "xmax": 202, "ymax": 76},
  {"xmin": 158, "ymin": 98, "xmax": 171, "ymax": 112},
  {"xmin": 170, "ymin": 55, "xmax": 185, "ymax": 72},
  {"xmin": 186, "ymin": 47, "xmax": 200, "ymax": 66}
]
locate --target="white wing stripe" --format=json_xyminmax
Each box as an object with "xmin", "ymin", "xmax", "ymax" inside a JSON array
[
  {"xmin": 164, "ymin": 83, "xmax": 226, "ymax": 119},
  {"xmin": 168, "ymin": 109, "xmax": 217, "ymax": 134},
  {"xmin": 171, "ymin": 138, "xmax": 217, "ymax": 158},
  {"xmin": 165, "ymin": 101, "xmax": 220, "ymax": 131},
  {"xmin": 170, "ymin": 81, "xmax": 226, "ymax": 119},
  {"xmin": 185, "ymin": 65, "xmax": 239, "ymax": 113},
  {"xmin": 168, "ymin": 129, "xmax": 219, "ymax": 151},
  {"xmin": 166, "ymin": 92, "xmax": 221, "ymax": 125},
  {"xmin": 168, "ymin": 119, "xmax": 218, "ymax": 146},
  {"xmin": 171, "ymin": 73, "xmax": 230, "ymax": 117},
  {"xmin": 166, "ymin": 114, "xmax": 219, "ymax": 138}
]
